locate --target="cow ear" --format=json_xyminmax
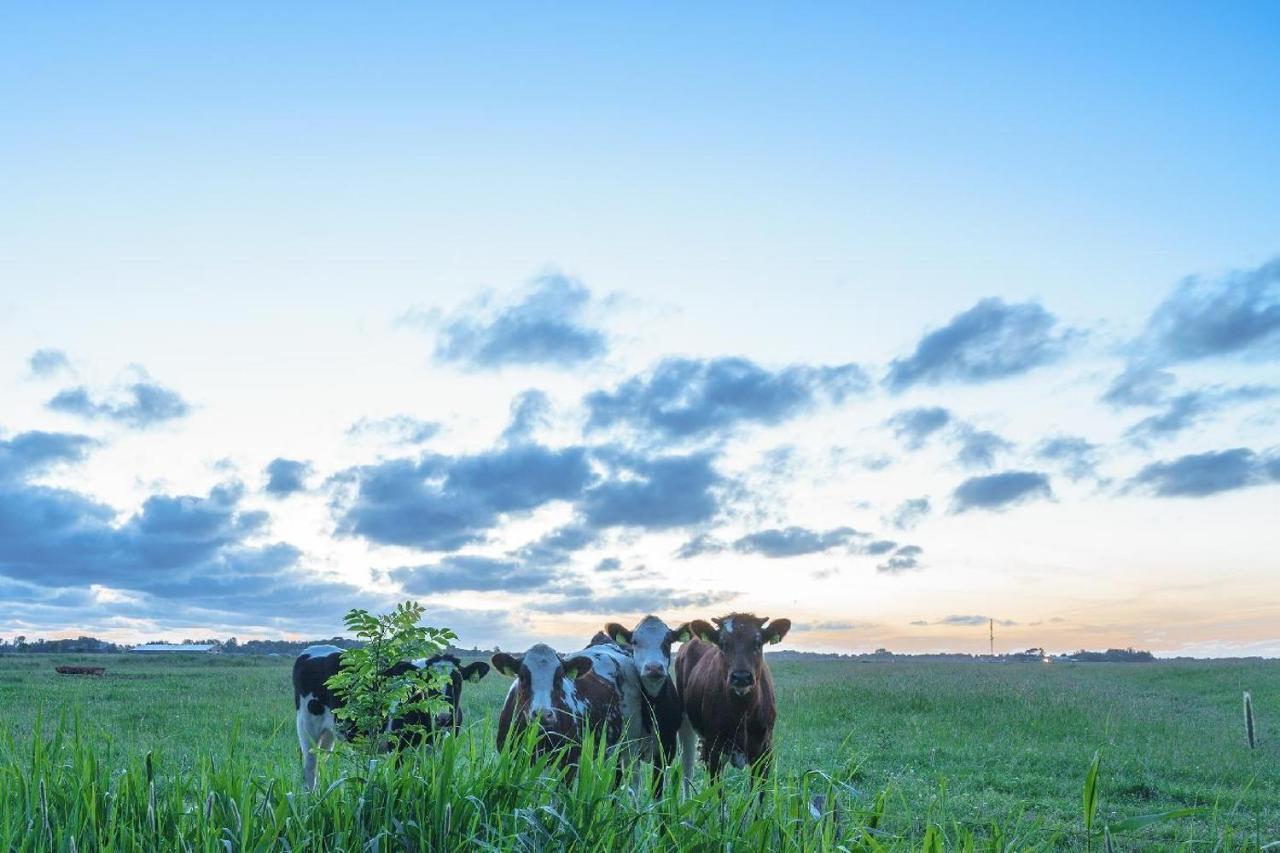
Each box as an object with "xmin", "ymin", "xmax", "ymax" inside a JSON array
[
  {"xmin": 462, "ymin": 661, "xmax": 490, "ymax": 683},
  {"xmin": 491, "ymin": 652, "xmax": 522, "ymax": 678},
  {"xmin": 690, "ymin": 619, "xmax": 718, "ymax": 644},
  {"xmin": 762, "ymin": 618, "xmax": 792, "ymax": 645},
  {"xmin": 605, "ymin": 622, "xmax": 632, "ymax": 646},
  {"xmin": 562, "ymin": 655, "xmax": 594, "ymax": 680},
  {"xmin": 671, "ymin": 623, "xmax": 694, "ymax": 643}
]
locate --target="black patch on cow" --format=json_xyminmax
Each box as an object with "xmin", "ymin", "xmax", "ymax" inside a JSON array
[
  {"xmin": 384, "ymin": 654, "xmax": 490, "ymax": 748},
  {"xmin": 292, "ymin": 650, "xmax": 342, "ymax": 713},
  {"xmin": 640, "ymin": 675, "xmax": 684, "ymax": 758}
]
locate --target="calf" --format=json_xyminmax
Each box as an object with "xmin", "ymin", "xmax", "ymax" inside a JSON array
[
  {"xmin": 383, "ymin": 654, "xmax": 490, "ymax": 748},
  {"xmin": 675, "ymin": 613, "xmax": 791, "ymax": 786},
  {"xmin": 603, "ymin": 615, "xmax": 692, "ymax": 793},
  {"xmin": 492, "ymin": 643, "xmax": 623, "ymax": 772},
  {"xmin": 292, "ymin": 647, "xmax": 488, "ymax": 789}
]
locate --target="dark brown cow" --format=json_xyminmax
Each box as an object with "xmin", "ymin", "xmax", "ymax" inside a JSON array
[
  {"xmin": 675, "ymin": 613, "xmax": 791, "ymax": 786},
  {"xmin": 492, "ymin": 643, "xmax": 624, "ymax": 772}
]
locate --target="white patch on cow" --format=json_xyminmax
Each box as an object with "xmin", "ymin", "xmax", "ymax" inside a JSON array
[
  {"xmin": 571, "ymin": 641, "xmax": 645, "ymax": 759},
  {"xmin": 561, "ymin": 675, "xmax": 587, "ymax": 716},
  {"xmin": 678, "ymin": 714, "xmax": 697, "ymax": 792},
  {"xmin": 522, "ymin": 644, "xmax": 563, "ymax": 720},
  {"xmin": 296, "ymin": 691, "xmax": 336, "ymax": 790},
  {"xmin": 300, "ymin": 644, "xmax": 343, "ymax": 659},
  {"xmin": 721, "ymin": 617, "xmax": 734, "ymax": 635},
  {"xmin": 630, "ymin": 615, "xmax": 673, "ymax": 698}
]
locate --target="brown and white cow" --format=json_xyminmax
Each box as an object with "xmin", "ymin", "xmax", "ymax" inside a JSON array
[
  {"xmin": 603, "ymin": 615, "xmax": 692, "ymax": 793},
  {"xmin": 675, "ymin": 613, "xmax": 791, "ymax": 786},
  {"xmin": 492, "ymin": 642, "xmax": 624, "ymax": 771}
]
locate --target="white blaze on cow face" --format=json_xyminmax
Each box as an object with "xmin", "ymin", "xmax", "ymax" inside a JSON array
[
  {"xmin": 522, "ymin": 644, "xmax": 564, "ymax": 723},
  {"xmin": 630, "ymin": 615, "xmax": 676, "ymax": 697}
]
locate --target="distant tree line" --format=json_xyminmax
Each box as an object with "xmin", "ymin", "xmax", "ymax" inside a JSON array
[
  {"xmin": 767, "ymin": 646, "xmax": 1158, "ymax": 663},
  {"xmin": 0, "ymin": 636, "xmax": 126, "ymax": 654},
  {"xmin": 1059, "ymin": 647, "xmax": 1156, "ymax": 663}
]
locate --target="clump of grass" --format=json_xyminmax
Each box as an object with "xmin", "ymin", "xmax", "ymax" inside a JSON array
[{"xmin": 0, "ymin": 713, "xmax": 1231, "ymax": 851}]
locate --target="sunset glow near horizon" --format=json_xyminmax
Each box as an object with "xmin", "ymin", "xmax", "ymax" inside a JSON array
[{"xmin": 2, "ymin": 4, "xmax": 1278, "ymax": 657}]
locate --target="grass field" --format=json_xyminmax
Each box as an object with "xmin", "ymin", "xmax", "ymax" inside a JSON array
[{"xmin": 1, "ymin": 653, "xmax": 1277, "ymax": 850}]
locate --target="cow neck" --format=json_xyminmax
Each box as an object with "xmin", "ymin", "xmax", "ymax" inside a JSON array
[{"xmin": 638, "ymin": 677, "xmax": 673, "ymax": 732}]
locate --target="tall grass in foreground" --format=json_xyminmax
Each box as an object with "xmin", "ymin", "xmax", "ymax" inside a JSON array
[{"xmin": 0, "ymin": 715, "xmax": 1265, "ymax": 851}]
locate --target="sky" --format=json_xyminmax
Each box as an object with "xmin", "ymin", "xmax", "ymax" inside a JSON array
[{"xmin": 2, "ymin": 3, "xmax": 1278, "ymax": 657}]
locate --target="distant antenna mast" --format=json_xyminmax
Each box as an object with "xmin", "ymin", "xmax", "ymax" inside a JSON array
[{"xmin": 989, "ymin": 618, "xmax": 994, "ymax": 657}]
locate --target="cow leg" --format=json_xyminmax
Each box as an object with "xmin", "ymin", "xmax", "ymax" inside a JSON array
[
  {"xmin": 296, "ymin": 705, "xmax": 318, "ymax": 791},
  {"xmin": 629, "ymin": 745, "xmax": 648, "ymax": 795},
  {"xmin": 677, "ymin": 715, "xmax": 698, "ymax": 795},
  {"xmin": 296, "ymin": 694, "xmax": 335, "ymax": 791},
  {"xmin": 704, "ymin": 742, "xmax": 726, "ymax": 781},
  {"xmin": 749, "ymin": 741, "xmax": 773, "ymax": 803}
]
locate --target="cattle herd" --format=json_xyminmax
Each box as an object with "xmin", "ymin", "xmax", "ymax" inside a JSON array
[{"xmin": 292, "ymin": 612, "xmax": 792, "ymax": 792}]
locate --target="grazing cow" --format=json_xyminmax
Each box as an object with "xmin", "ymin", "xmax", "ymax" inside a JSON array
[
  {"xmin": 603, "ymin": 615, "xmax": 692, "ymax": 793},
  {"xmin": 292, "ymin": 647, "xmax": 488, "ymax": 789},
  {"xmin": 383, "ymin": 654, "xmax": 490, "ymax": 748},
  {"xmin": 675, "ymin": 613, "xmax": 791, "ymax": 786},
  {"xmin": 492, "ymin": 643, "xmax": 623, "ymax": 772}
]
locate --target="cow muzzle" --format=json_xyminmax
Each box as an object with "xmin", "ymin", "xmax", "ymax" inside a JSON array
[
  {"xmin": 641, "ymin": 662, "xmax": 666, "ymax": 680},
  {"xmin": 527, "ymin": 707, "xmax": 557, "ymax": 726},
  {"xmin": 729, "ymin": 670, "xmax": 755, "ymax": 694}
]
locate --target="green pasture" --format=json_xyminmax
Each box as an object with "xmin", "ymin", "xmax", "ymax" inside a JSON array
[{"xmin": 0, "ymin": 653, "xmax": 1275, "ymax": 849}]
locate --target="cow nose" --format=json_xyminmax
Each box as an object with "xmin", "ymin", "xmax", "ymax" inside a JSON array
[
  {"xmin": 730, "ymin": 670, "xmax": 754, "ymax": 688},
  {"xmin": 642, "ymin": 663, "xmax": 664, "ymax": 678},
  {"xmin": 537, "ymin": 708, "xmax": 556, "ymax": 724}
]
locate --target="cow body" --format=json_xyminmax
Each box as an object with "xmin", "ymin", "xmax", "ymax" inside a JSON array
[
  {"xmin": 604, "ymin": 615, "xmax": 692, "ymax": 794},
  {"xmin": 383, "ymin": 654, "xmax": 490, "ymax": 748},
  {"xmin": 675, "ymin": 613, "xmax": 791, "ymax": 787},
  {"xmin": 292, "ymin": 647, "xmax": 488, "ymax": 789},
  {"xmin": 493, "ymin": 643, "xmax": 623, "ymax": 773},
  {"xmin": 293, "ymin": 644, "xmax": 346, "ymax": 790}
]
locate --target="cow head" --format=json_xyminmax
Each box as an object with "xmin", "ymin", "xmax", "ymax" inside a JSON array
[
  {"xmin": 492, "ymin": 643, "xmax": 595, "ymax": 733},
  {"xmin": 687, "ymin": 613, "xmax": 791, "ymax": 697},
  {"xmin": 385, "ymin": 654, "xmax": 491, "ymax": 741},
  {"xmin": 605, "ymin": 615, "xmax": 692, "ymax": 697}
]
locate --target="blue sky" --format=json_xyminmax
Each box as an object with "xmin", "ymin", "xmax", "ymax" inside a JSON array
[{"xmin": 2, "ymin": 4, "xmax": 1278, "ymax": 655}]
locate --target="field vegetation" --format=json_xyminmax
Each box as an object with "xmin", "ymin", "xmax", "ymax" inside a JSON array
[{"xmin": 0, "ymin": 653, "xmax": 1276, "ymax": 850}]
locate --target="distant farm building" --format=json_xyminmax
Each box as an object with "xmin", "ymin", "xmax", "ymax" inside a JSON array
[{"xmin": 130, "ymin": 643, "xmax": 221, "ymax": 654}]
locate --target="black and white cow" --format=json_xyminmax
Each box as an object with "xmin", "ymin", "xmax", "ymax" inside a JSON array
[
  {"xmin": 293, "ymin": 644, "xmax": 347, "ymax": 790},
  {"xmin": 292, "ymin": 646, "xmax": 489, "ymax": 789},
  {"xmin": 383, "ymin": 654, "xmax": 490, "ymax": 748},
  {"xmin": 603, "ymin": 615, "xmax": 693, "ymax": 794}
]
